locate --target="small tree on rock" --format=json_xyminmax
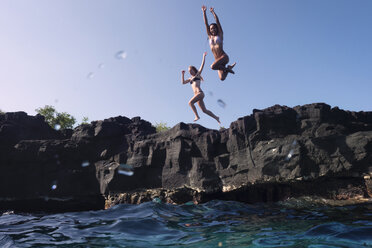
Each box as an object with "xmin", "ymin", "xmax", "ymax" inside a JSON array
[
  {"xmin": 36, "ymin": 105, "xmax": 76, "ymax": 130},
  {"xmin": 154, "ymin": 122, "xmax": 170, "ymax": 132}
]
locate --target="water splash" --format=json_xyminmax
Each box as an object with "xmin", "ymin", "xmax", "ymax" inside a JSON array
[
  {"xmin": 118, "ymin": 164, "xmax": 134, "ymax": 176},
  {"xmin": 98, "ymin": 63, "xmax": 105, "ymax": 69},
  {"xmin": 217, "ymin": 99, "xmax": 226, "ymax": 108},
  {"xmin": 115, "ymin": 51, "xmax": 127, "ymax": 60}
]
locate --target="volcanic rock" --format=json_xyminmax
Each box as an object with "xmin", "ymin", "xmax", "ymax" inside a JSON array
[{"xmin": 1, "ymin": 103, "xmax": 371, "ymax": 212}]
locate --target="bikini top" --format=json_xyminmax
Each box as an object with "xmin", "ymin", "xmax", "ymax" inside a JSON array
[
  {"xmin": 190, "ymin": 76, "xmax": 201, "ymax": 84},
  {"xmin": 209, "ymin": 35, "xmax": 222, "ymax": 45}
]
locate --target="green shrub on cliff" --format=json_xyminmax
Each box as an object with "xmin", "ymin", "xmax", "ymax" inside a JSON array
[
  {"xmin": 154, "ymin": 122, "xmax": 170, "ymax": 132},
  {"xmin": 36, "ymin": 105, "xmax": 76, "ymax": 130},
  {"xmin": 81, "ymin": 116, "xmax": 89, "ymax": 124}
]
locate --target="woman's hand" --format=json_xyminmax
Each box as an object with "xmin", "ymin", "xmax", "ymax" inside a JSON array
[
  {"xmin": 202, "ymin": 5, "xmax": 207, "ymax": 12},
  {"xmin": 210, "ymin": 7, "xmax": 215, "ymax": 13},
  {"xmin": 182, "ymin": 70, "xmax": 185, "ymax": 75},
  {"xmin": 203, "ymin": 52, "xmax": 207, "ymax": 57}
]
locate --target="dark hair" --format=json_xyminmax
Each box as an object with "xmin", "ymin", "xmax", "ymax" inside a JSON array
[
  {"xmin": 189, "ymin": 66, "xmax": 204, "ymax": 81},
  {"xmin": 209, "ymin": 23, "xmax": 218, "ymax": 35},
  {"xmin": 189, "ymin": 66, "xmax": 197, "ymax": 74}
]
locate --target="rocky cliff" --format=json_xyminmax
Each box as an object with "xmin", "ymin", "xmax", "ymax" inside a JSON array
[{"xmin": 1, "ymin": 103, "xmax": 371, "ymax": 212}]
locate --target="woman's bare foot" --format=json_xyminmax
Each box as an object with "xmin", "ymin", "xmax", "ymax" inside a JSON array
[
  {"xmin": 216, "ymin": 117, "xmax": 221, "ymax": 124},
  {"xmin": 227, "ymin": 62, "xmax": 236, "ymax": 74},
  {"xmin": 194, "ymin": 116, "xmax": 200, "ymax": 122}
]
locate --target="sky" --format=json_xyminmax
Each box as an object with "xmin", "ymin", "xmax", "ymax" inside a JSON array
[{"xmin": 0, "ymin": 0, "xmax": 371, "ymax": 129}]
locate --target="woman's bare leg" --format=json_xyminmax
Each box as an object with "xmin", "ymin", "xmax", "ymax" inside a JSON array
[
  {"xmin": 189, "ymin": 93, "xmax": 204, "ymax": 121},
  {"xmin": 197, "ymin": 99, "xmax": 220, "ymax": 124},
  {"xmin": 210, "ymin": 54, "xmax": 229, "ymax": 71},
  {"xmin": 211, "ymin": 54, "xmax": 235, "ymax": 81},
  {"xmin": 218, "ymin": 70, "xmax": 228, "ymax": 81},
  {"xmin": 218, "ymin": 62, "xmax": 237, "ymax": 80}
]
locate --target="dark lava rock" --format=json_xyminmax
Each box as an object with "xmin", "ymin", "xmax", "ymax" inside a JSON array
[{"xmin": 1, "ymin": 103, "xmax": 372, "ymax": 212}]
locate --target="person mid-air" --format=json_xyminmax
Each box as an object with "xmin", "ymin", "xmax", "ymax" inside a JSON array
[
  {"xmin": 202, "ymin": 5, "xmax": 236, "ymax": 81},
  {"xmin": 181, "ymin": 52, "xmax": 220, "ymax": 124}
]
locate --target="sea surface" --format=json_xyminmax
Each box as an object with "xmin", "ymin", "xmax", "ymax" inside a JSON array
[{"xmin": 1, "ymin": 198, "xmax": 371, "ymax": 247}]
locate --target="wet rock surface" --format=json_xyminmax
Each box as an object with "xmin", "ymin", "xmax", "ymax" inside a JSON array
[{"xmin": 1, "ymin": 103, "xmax": 372, "ymax": 212}]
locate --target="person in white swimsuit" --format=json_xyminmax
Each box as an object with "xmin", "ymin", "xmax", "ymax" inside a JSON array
[
  {"xmin": 202, "ymin": 5, "xmax": 236, "ymax": 81},
  {"xmin": 181, "ymin": 52, "xmax": 220, "ymax": 124}
]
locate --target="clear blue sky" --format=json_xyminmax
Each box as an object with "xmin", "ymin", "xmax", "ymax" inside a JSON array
[{"xmin": 1, "ymin": 0, "xmax": 371, "ymax": 129}]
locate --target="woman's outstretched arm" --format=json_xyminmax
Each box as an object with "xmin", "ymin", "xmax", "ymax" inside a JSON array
[
  {"xmin": 181, "ymin": 70, "xmax": 190, "ymax": 84},
  {"xmin": 198, "ymin": 52, "xmax": 207, "ymax": 74},
  {"xmin": 210, "ymin": 7, "xmax": 223, "ymax": 36},
  {"xmin": 202, "ymin": 5, "xmax": 211, "ymax": 36}
]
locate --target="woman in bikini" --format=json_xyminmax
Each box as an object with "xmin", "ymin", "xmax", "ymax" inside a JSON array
[
  {"xmin": 181, "ymin": 52, "xmax": 220, "ymax": 124},
  {"xmin": 202, "ymin": 5, "xmax": 236, "ymax": 81}
]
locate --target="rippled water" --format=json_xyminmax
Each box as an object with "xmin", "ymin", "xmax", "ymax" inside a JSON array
[{"xmin": 1, "ymin": 199, "xmax": 371, "ymax": 247}]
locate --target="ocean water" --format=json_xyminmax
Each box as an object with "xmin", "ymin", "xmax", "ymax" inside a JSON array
[{"xmin": 0, "ymin": 199, "xmax": 371, "ymax": 247}]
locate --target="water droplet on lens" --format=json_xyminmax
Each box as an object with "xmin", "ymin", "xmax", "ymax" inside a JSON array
[
  {"xmin": 115, "ymin": 51, "xmax": 127, "ymax": 60},
  {"xmin": 81, "ymin": 161, "xmax": 90, "ymax": 167},
  {"xmin": 217, "ymin": 99, "xmax": 226, "ymax": 108},
  {"xmin": 118, "ymin": 164, "xmax": 134, "ymax": 176},
  {"xmin": 54, "ymin": 124, "xmax": 61, "ymax": 130},
  {"xmin": 218, "ymin": 242, "xmax": 223, "ymax": 247},
  {"xmin": 286, "ymin": 149, "xmax": 294, "ymax": 160},
  {"xmin": 51, "ymin": 181, "xmax": 58, "ymax": 190},
  {"xmin": 98, "ymin": 63, "xmax": 105, "ymax": 69},
  {"xmin": 208, "ymin": 91, "xmax": 213, "ymax": 96},
  {"xmin": 87, "ymin": 72, "xmax": 95, "ymax": 79}
]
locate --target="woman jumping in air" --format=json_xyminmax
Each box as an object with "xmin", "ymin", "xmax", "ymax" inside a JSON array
[
  {"xmin": 181, "ymin": 52, "xmax": 220, "ymax": 124},
  {"xmin": 202, "ymin": 5, "xmax": 236, "ymax": 81}
]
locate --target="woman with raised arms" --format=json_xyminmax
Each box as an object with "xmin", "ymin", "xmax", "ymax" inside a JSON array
[
  {"xmin": 202, "ymin": 5, "xmax": 236, "ymax": 81},
  {"xmin": 181, "ymin": 52, "xmax": 220, "ymax": 124}
]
